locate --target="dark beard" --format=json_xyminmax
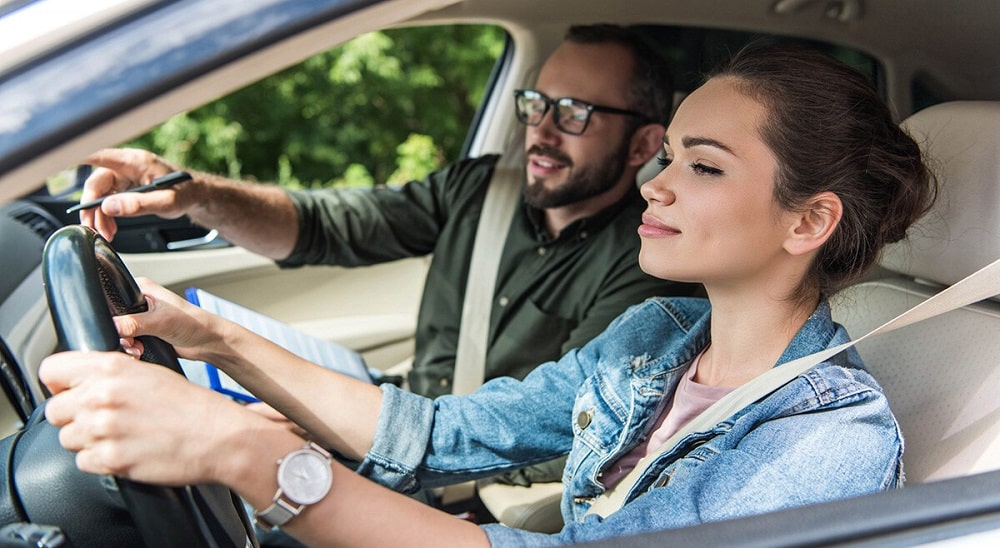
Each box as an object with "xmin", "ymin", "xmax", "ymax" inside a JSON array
[{"xmin": 523, "ymin": 137, "xmax": 631, "ymax": 209}]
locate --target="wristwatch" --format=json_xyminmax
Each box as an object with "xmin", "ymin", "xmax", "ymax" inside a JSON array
[{"xmin": 253, "ymin": 441, "xmax": 334, "ymax": 529}]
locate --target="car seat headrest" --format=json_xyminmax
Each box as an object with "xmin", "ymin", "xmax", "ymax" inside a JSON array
[{"xmin": 883, "ymin": 101, "xmax": 1000, "ymax": 289}]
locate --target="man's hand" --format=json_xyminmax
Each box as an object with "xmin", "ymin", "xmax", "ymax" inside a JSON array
[
  {"xmin": 79, "ymin": 148, "xmax": 195, "ymax": 241},
  {"xmin": 78, "ymin": 147, "xmax": 300, "ymax": 261}
]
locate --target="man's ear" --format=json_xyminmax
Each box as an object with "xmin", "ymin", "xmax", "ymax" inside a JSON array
[
  {"xmin": 783, "ymin": 191, "xmax": 843, "ymax": 256},
  {"xmin": 628, "ymin": 123, "xmax": 666, "ymax": 167}
]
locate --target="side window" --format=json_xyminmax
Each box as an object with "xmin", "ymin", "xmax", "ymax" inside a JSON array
[
  {"xmin": 35, "ymin": 24, "xmax": 507, "ymax": 254},
  {"xmin": 124, "ymin": 24, "xmax": 507, "ymax": 191}
]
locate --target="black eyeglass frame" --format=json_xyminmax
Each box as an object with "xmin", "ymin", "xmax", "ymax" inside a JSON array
[{"xmin": 513, "ymin": 89, "xmax": 652, "ymax": 135}]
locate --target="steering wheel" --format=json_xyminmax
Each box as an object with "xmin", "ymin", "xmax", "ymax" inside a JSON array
[{"xmin": 29, "ymin": 225, "xmax": 256, "ymax": 547}]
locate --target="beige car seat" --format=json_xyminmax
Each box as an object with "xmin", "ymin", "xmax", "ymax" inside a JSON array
[{"xmin": 831, "ymin": 100, "xmax": 1000, "ymax": 483}]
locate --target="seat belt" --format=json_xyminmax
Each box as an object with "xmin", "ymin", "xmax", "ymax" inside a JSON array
[
  {"xmin": 452, "ymin": 144, "xmax": 524, "ymax": 396},
  {"xmin": 586, "ymin": 256, "xmax": 1000, "ymax": 518}
]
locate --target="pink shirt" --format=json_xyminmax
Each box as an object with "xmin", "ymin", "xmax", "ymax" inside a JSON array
[{"xmin": 601, "ymin": 351, "xmax": 734, "ymax": 490}]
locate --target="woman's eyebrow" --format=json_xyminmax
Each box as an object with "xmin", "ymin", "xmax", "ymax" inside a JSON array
[
  {"xmin": 682, "ymin": 136, "xmax": 737, "ymax": 156},
  {"xmin": 662, "ymin": 135, "xmax": 737, "ymax": 157}
]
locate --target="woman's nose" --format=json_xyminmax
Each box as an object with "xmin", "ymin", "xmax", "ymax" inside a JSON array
[{"xmin": 640, "ymin": 167, "xmax": 676, "ymax": 205}]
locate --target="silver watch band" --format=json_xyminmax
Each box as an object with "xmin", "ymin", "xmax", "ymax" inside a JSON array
[{"xmin": 254, "ymin": 497, "xmax": 299, "ymax": 529}]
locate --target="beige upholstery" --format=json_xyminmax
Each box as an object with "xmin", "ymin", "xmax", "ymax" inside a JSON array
[
  {"xmin": 831, "ymin": 101, "xmax": 1000, "ymax": 483},
  {"xmin": 479, "ymin": 101, "xmax": 1000, "ymax": 530},
  {"xmin": 881, "ymin": 102, "xmax": 1000, "ymax": 286},
  {"xmin": 476, "ymin": 479, "xmax": 565, "ymax": 533}
]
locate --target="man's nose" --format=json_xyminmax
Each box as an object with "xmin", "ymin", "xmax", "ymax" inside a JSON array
[{"xmin": 529, "ymin": 108, "xmax": 562, "ymax": 144}]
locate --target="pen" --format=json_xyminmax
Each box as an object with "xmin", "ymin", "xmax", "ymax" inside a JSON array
[{"xmin": 66, "ymin": 170, "xmax": 193, "ymax": 214}]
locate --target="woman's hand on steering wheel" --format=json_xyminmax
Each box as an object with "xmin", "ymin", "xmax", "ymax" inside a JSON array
[
  {"xmin": 39, "ymin": 350, "xmax": 273, "ymax": 486},
  {"xmin": 114, "ymin": 277, "xmax": 234, "ymax": 362}
]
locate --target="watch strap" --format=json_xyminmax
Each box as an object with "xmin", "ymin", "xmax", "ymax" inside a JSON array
[{"xmin": 254, "ymin": 497, "xmax": 300, "ymax": 529}]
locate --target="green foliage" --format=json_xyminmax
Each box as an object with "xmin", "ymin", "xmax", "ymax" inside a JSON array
[
  {"xmin": 388, "ymin": 134, "xmax": 440, "ymax": 185},
  {"xmin": 126, "ymin": 25, "xmax": 506, "ymax": 189}
]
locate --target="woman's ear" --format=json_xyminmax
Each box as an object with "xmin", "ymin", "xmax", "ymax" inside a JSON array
[
  {"xmin": 783, "ymin": 191, "xmax": 843, "ymax": 256},
  {"xmin": 628, "ymin": 123, "xmax": 666, "ymax": 167}
]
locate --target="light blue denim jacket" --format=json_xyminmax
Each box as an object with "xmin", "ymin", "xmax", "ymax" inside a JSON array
[{"xmin": 357, "ymin": 298, "xmax": 904, "ymax": 545}]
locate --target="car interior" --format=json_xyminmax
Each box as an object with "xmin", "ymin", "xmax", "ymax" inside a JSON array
[{"xmin": 0, "ymin": 0, "xmax": 996, "ymax": 545}]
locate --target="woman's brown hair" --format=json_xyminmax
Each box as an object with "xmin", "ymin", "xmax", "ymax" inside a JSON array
[{"xmin": 710, "ymin": 43, "xmax": 937, "ymax": 302}]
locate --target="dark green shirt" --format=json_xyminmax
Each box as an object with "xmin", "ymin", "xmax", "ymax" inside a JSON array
[{"xmin": 280, "ymin": 155, "xmax": 698, "ymax": 398}]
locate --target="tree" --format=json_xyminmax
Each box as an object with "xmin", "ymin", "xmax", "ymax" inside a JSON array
[{"xmin": 127, "ymin": 25, "xmax": 506, "ymax": 189}]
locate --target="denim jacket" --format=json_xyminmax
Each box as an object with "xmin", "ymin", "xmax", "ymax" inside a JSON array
[{"xmin": 358, "ymin": 298, "xmax": 904, "ymax": 545}]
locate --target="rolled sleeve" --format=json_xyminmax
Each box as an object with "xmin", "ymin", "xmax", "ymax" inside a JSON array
[{"xmin": 356, "ymin": 384, "xmax": 437, "ymax": 494}]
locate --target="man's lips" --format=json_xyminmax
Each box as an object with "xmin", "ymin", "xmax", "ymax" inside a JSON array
[
  {"xmin": 530, "ymin": 155, "xmax": 566, "ymax": 169},
  {"xmin": 526, "ymin": 145, "xmax": 571, "ymax": 176},
  {"xmin": 639, "ymin": 213, "xmax": 681, "ymax": 236},
  {"xmin": 528, "ymin": 154, "xmax": 568, "ymax": 177}
]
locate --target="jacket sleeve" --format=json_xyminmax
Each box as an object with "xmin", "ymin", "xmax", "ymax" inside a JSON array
[{"xmin": 356, "ymin": 317, "xmax": 620, "ymax": 492}]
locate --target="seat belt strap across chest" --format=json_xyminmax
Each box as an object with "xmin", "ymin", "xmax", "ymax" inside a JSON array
[
  {"xmin": 586, "ymin": 257, "xmax": 1000, "ymax": 518},
  {"xmin": 452, "ymin": 151, "xmax": 523, "ymax": 396}
]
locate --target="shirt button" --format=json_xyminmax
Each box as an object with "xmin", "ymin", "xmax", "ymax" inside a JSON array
[
  {"xmin": 439, "ymin": 377, "xmax": 450, "ymax": 387},
  {"xmin": 498, "ymin": 296, "xmax": 510, "ymax": 307},
  {"xmin": 577, "ymin": 410, "xmax": 593, "ymax": 429},
  {"xmin": 579, "ymin": 231, "xmax": 589, "ymax": 240},
  {"xmin": 537, "ymin": 246, "xmax": 547, "ymax": 256}
]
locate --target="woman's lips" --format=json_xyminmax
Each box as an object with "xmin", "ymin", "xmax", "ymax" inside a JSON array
[{"xmin": 638, "ymin": 213, "xmax": 681, "ymax": 237}]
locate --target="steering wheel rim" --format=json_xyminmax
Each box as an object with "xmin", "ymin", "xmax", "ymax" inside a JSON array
[
  {"xmin": 43, "ymin": 225, "xmax": 184, "ymax": 371},
  {"xmin": 40, "ymin": 225, "xmax": 256, "ymax": 547}
]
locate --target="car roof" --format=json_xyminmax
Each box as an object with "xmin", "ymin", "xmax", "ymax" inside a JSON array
[
  {"xmin": 423, "ymin": 0, "xmax": 999, "ymax": 102},
  {"xmin": 0, "ymin": 0, "xmax": 165, "ymax": 73}
]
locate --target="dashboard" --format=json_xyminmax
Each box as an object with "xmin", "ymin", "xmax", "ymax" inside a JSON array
[{"xmin": 0, "ymin": 200, "xmax": 60, "ymax": 436}]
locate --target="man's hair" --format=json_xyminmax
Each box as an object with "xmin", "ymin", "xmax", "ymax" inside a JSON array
[{"xmin": 564, "ymin": 24, "xmax": 674, "ymax": 126}]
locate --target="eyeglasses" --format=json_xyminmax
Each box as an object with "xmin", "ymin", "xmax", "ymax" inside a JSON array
[{"xmin": 513, "ymin": 89, "xmax": 650, "ymax": 136}]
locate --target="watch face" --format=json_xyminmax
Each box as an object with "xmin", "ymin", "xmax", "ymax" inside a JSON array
[{"xmin": 277, "ymin": 449, "xmax": 333, "ymax": 505}]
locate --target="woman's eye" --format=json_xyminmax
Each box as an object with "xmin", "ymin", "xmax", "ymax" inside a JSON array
[
  {"xmin": 655, "ymin": 154, "xmax": 672, "ymax": 167},
  {"xmin": 691, "ymin": 162, "xmax": 723, "ymax": 176}
]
